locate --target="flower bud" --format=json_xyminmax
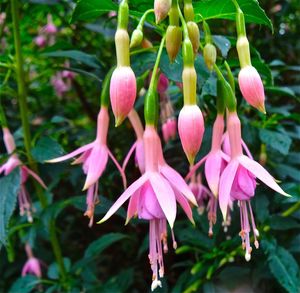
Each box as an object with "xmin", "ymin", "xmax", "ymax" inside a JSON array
[
  {"xmin": 154, "ymin": 0, "xmax": 172, "ymax": 23},
  {"xmin": 157, "ymin": 73, "xmax": 169, "ymax": 94},
  {"xmin": 166, "ymin": 25, "xmax": 182, "ymax": 62},
  {"xmin": 238, "ymin": 65, "xmax": 266, "ymax": 113},
  {"xmin": 115, "ymin": 28, "xmax": 130, "ymax": 67},
  {"xmin": 236, "ymin": 36, "xmax": 251, "ymax": 68},
  {"xmin": 187, "ymin": 22, "xmax": 200, "ymax": 54},
  {"xmin": 184, "ymin": 4, "xmax": 194, "ymax": 21},
  {"xmin": 3, "ymin": 127, "xmax": 16, "ymax": 154},
  {"xmin": 203, "ymin": 43, "xmax": 217, "ymax": 71},
  {"xmin": 110, "ymin": 66, "xmax": 137, "ymax": 126},
  {"xmin": 130, "ymin": 28, "xmax": 143, "ymax": 48},
  {"xmin": 35, "ymin": 35, "xmax": 46, "ymax": 48},
  {"xmin": 182, "ymin": 66, "xmax": 197, "ymax": 104},
  {"xmin": 178, "ymin": 105, "xmax": 204, "ymax": 164}
]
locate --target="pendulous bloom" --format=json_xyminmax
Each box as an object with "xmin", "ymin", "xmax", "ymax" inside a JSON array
[
  {"xmin": 0, "ymin": 127, "xmax": 46, "ymax": 222},
  {"xmin": 47, "ymin": 107, "xmax": 126, "ymax": 226},
  {"xmin": 219, "ymin": 112, "xmax": 290, "ymax": 260},
  {"xmin": 22, "ymin": 244, "xmax": 42, "ymax": 278},
  {"xmin": 99, "ymin": 126, "xmax": 197, "ymax": 290}
]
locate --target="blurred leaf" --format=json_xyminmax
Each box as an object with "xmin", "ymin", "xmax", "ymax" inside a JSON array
[
  {"xmin": 8, "ymin": 275, "xmax": 39, "ymax": 293},
  {"xmin": 259, "ymin": 129, "xmax": 292, "ymax": 155},
  {"xmin": 194, "ymin": 0, "xmax": 273, "ymax": 30},
  {"xmin": 265, "ymin": 86, "xmax": 296, "ymax": 98},
  {"xmin": 212, "ymin": 35, "xmax": 231, "ymax": 58},
  {"xmin": 0, "ymin": 169, "xmax": 21, "ymax": 246},
  {"xmin": 32, "ymin": 136, "xmax": 65, "ymax": 162},
  {"xmin": 269, "ymin": 215, "xmax": 300, "ymax": 230},
  {"xmin": 263, "ymin": 240, "xmax": 300, "ymax": 293},
  {"xmin": 131, "ymin": 51, "xmax": 156, "ymax": 76},
  {"xmin": 71, "ymin": 0, "xmax": 118, "ymax": 23},
  {"xmin": 42, "ymin": 50, "xmax": 102, "ymax": 69},
  {"xmin": 48, "ymin": 258, "xmax": 71, "ymax": 280}
]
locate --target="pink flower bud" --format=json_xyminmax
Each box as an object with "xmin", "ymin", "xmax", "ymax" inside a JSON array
[
  {"xmin": 44, "ymin": 23, "xmax": 57, "ymax": 35},
  {"xmin": 110, "ymin": 66, "xmax": 136, "ymax": 126},
  {"xmin": 238, "ymin": 65, "xmax": 266, "ymax": 113},
  {"xmin": 157, "ymin": 73, "xmax": 169, "ymax": 94},
  {"xmin": 3, "ymin": 127, "xmax": 16, "ymax": 154},
  {"xmin": 178, "ymin": 105, "xmax": 204, "ymax": 164},
  {"xmin": 34, "ymin": 35, "xmax": 46, "ymax": 48},
  {"xmin": 154, "ymin": 0, "xmax": 171, "ymax": 23}
]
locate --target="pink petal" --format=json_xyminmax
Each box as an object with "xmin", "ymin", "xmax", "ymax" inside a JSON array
[
  {"xmin": 204, "ymin": 152, "xmax": 223, "ymax": 197},
  {"xmin": 46, "ymin": 142, "xmax": 94, "ymax": 163},
  {"xmin": 83, "ymin": 145, "xmax": 108, "ymax": 190},
  {"xmin": 174, "ymin": 190, "xmax": 194, "ymax": 224},
  {"xmin": 241, "ymin": 139, "xmax": 253, "ymax": 159},
  {"xmin": 149, "ymin": 173, "xmax": 177, "ymax": 228},
  {"xmin": 161, "ymin": 164, "xmax": 197, "ymax": 206},
  {"xmin": 107, "ymin": 148, "xmax": 127, "ymax": 189},
  {"xmin": 219, "ymin": 159, "xmax": 239, "ymax": 220},
  {"xmin": 98, "ymin": 174, "xmax": 148, "ymax": 224},
  {"xmin": 185, "ymin": 155, "xmax": 208, "ymax": 181},
  {"xmin": 22, "ymin": 166, "xmax": 47, "ymax": 189},
  {"xmin": 237, "ymin": 167, "xmax": 256, "ymax": 196},
  {"xmin": 125, "ymin": 190, "xmax": 140, "ymax": 224},
  {"xmin": 238, "ymin": 155, "xmax": 290, "ymax": 197},
  {"xmin": 122, "ymin": 142, "xmax": 137, "ymax": 172}
]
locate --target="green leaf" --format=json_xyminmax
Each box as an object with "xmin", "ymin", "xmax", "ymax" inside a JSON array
[
  {"xmin": 71, "ymin": 0, "xmax": 118, "ymax": 23},
  {"xmin": 269, "ymin": 215, "xmax": 300, "ymax": 230},
  {"xmin": 42, "ymin": 50, "xmax": 102, "ymax": 69},
  {"xmin": 8, "ymin": 275, "xmax": 39, "ymax": 293},
  {"xmin": 84, "ymin": 233, "xmax": 127, "ymax": 259},
  {"xmin": 0, "ymin": 169, "xmax": 21, "ymax": 246},
  {"xmin": 263, "ymin": 240, "xmax": 300, "ymax": 293},
  {"xmin": 194, "ymin": 0, "xmax": 273, "ymax": 30},
  {"xmin": 212, "ymin": 35, "xmax": 231, "ymax": 58},
  {"xmin": 259, "ymin": 129, "xmax": 292, "ymax": 155},
  {"xmin": 31, "ymin": 136, "xmax": 65, "ymax": 163},
  {"xmin": 48, "ymin": 258, "xmax": 71, "ymax": 280}
]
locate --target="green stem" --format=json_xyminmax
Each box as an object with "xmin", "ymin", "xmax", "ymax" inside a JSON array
[
  {"xmin": 100, "ymin": 67, "xmax": 115, "ymax": 107},
  {"xmin": 145, "ymin": 35, "xmax": 166, "ymax": 125},
  {"xmin": 231, "ymin": 0, "xmax": 246, "ymax": 36},
  {"xmin": 169, "ymin": 0, "xmax": 179, "ymax": 26},
  {"xmin": 117, "ymin": 0, "xmax": 129, "ymax": 30},
  {"xmin": 282, "ymin": 202, "xmax": 300, "ymax": 217},
  {"xmin": 177, "ymin": 4, "xmax": 189, "ymax": 39},
  {"xmin": 0, "ymin": 100, "xmax": 8, "ymax": 127},
  {"xmin": 137, "ymin": 8, "xmax": 154, "ymax": 30},
  {"xmin": 203, "ymin": 20, "xmax": 212, "ymax": 44},
  {"xmin": 224, "ymin": 61, "xmax": 235, "ymax": 93},
  {"xmin": 11, "ymin": 0, "xmax": 67, "ymax": 283}
]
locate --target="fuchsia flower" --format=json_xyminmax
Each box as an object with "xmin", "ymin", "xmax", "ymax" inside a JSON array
[
  {"xmin": 178, "ymin": 105, "xmax": 204, "ymax": 164},
  {"xmin": 43, "ymin": 14, "xmax": 57, "ymax": 35},
  {"xmin": 186, "ymin": 114, "xmax": 228, "ymax": 197},
  {"xmin": 51, "ymin": 72, "xmax": 70, "ymax": 98},
  {"xmin": 0, "ymin": 128, "xmax": 46, "ymax": 222},
  {"xmin": 47, "ymin": 108, "xmax": 126, "ymax": 227},
  {"xmin": 122, "ymin": 109, "xmax": 145, "ymax": 174},
  {"xmin": 157, "ymin": 73, "xmax": 169, "ymax": 94},
  {"xmin": 99, "ymin": 126, "xmax": 197, "ymax": 290},
  {"xmin": 219, "ymin": 112, "xmax": 290, "ymax": 260},
  {"xmin": 110, "ymin": 66, "xmax": 137, "ymax": 126},
  {"xmin": 22, "ymin": 244, "xmax": 42, "ymax": 278},
  {"xmin": 238, "ymin": 65, "xmax": 266, "ymax": 113}
]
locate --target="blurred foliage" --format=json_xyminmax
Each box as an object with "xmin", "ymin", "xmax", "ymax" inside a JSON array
[{"xmin": 0, "ymin": 0, "xmax": 299, "ymax": 292}]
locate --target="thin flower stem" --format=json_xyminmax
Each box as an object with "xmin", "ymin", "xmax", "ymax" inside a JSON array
[
  {"xmin": 282, "ymin": 201, "xmax": 300, "ymax": 217},
  {"xmin": 11, "ymin": 0, "xmax": 67, "ymax": 283}
]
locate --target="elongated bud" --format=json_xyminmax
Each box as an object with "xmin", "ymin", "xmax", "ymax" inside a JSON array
[
  {"xmin": 110, "ymin": 66, "xmax": 137, "ymax": 126},
  {"xmin": 3, "ymin": 127, "xmax": 16, "ymax": 154},
  {"xmin": 187, "ymin": 22, "xmax": 200, "ymax": 54},
  {"xmin": 154, "ymin": 0, "xmax": 171, "ymax": 23},
  {"xmin": 178, "ymin": 105, "xmax": 204, "ymax": 164},
  {"xmin": 203, "ymin": 43, "xmax": 217, "ymax": 71},
  {"xmin": 238, "ymin": 65, "xmax": 266, "ymax": 113},
  {"xmin": 182, "ymin": 66, "xmax": 197, "ymax": 105},
  {"xmin": 237, "ymin": 36, "xmax": 251, "ymax": 68},
  {"xmin": 115, "ymin": 29, "xmax": 130, "ymax": 67},
  {"xmin": 130, "ymin": 28, "xmax": 143, "ymax": 48},
  {"xmin": 166, "ymin": 26, "xmax": 182, "ymax": 62},
  {"xmin": 184, "ymin": 3, "xmax": 194, "ymax": 21}
]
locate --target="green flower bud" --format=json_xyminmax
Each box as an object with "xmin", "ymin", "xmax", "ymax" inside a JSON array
[
  {"xmin": 115, "ymin": 28, "xmax": 130, "ymax": 67},
  {"xmin": 184, "ymin": 3, "xmax": 194, "ymax": 22},
  {"xmin": 166, "ymin": 25, "xmax": 182, "ymax": 63},
  {"xmin": 154, "ymin": 0, "xmax": 172, "ymax": 23},
  {"xmin": 130, "ymin": 29, "xmax": 143, "ymax": 48},
  {"xmin": 203, "ymin": 43, "xmax": 217, "ymax": 71},
  {"xmin": 236, "ymin": 36, "xmax": 251, "ymax": 68},
  {"xmin": 187, "ymin": 21, "xmax": 200, "ymax": 55}
]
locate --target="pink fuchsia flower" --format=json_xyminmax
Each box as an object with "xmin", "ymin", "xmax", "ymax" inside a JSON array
[
  {"xmin": 219, "ymin": 112, "xmax": 290, "ymax": 260},
  {"xmin": 178, "ymin": 105, "xmax": 205, "ymax": 164},
  {"xmin": 110, "ymin": 66, "xmax": 137, "ymax": 126},
  {"xmin": 238, "ymin": 65, "xmax": 266, "ymax": 113},
  {"xmin": 43, "ymin": 14, "xmax": 57, "ymax": 35},
  {"xmin": 47, "ymin": 107, "xmax": 126, "ymax": 226},
  {"xmin": 99, "ymin": 126, "xmax": 197, "ymax": 289},
  {"xmin": 34, "ymin": 35, "xmax": 47, "ymax": 48},
  {"xmin": 0, "ymin": 128, "xmax": 46, "ymax": 222},
  {"xmin": 22, "ymin": 244, "xmax": 42, "ymax": 278},
  {"xmin": 51, "ymin": 72, "xmax": 70, "ymax": 98},
  {"xmin": 122, "ymin": 109, "xmax": 145, "ymax": 174},
  {"xmin": 157, "ymin": 73, "xmax": 169, "ymax": 94},
  {"xmin": 186, "ymin": 114, "xmax": 228, "ymax": 197}
]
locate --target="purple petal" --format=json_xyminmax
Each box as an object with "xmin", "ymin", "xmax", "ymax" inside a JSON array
[
  {"xmin": 46, "ymin": 142, "xmax": 94, "ymax": 163},
  {"xmin": 122, "ymin": 142, "xmax": 137, "ymax": 172},
  {"xmin": 83, "ymin": 145, "xmax": 108, "ymax": 190},
  {"xmin": 238, "ymin": 155, "xmax": 290, "ymax": 197},
  {"xmin": 149, "ymin": 172, "xmax": 177, "ymax": 228},
  {"xmin": 219, "ymin": 159, "xmax": 239, "ymax": 220},
  {"xmin": 161, "ymin": 164, "xmax": 197, "ymax": 206},
  {"xmin": 125, "ymin": 190, "xmax": 139, "ymax": 224},
  {"xmin": 98, "ymin": 174, "xmax": 148, "ymax": 224}
]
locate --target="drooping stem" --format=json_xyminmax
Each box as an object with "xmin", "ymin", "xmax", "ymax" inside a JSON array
[
  {"xmin": 0, "ymin": 100, "xmax": 8, "ymax": 127},
  {"xmin": 282, "ymin": 201, "xmax": 300, "ymax": 217},
  {"xmin": 11, "ymin": 0, "xmax": 67, "ymax": 282},
  {"xmin": 136, "ymin": 8, "xmax": 154, "ymax": 30}
]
